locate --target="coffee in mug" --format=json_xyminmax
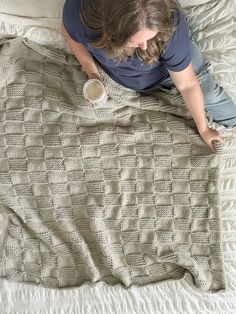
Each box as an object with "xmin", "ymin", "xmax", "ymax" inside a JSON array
[{"xmin": 83, "ymin": 79, "xmax": 107, "ymax": 105}]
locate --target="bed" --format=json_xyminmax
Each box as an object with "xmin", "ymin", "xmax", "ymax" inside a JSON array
[{"xmin": 0, "ymin": 0, "xmax": 236, "ymax": 313}]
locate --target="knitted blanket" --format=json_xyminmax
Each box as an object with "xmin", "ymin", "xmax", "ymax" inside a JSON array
[{"xmin": 0, "ymin": 38, "xmax": 225, "ymax": 292}]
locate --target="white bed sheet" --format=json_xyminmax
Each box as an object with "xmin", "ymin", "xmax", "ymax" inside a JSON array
[{"xmin": 0, "ymin": 1, "xmax": 236, "ymax": 313}]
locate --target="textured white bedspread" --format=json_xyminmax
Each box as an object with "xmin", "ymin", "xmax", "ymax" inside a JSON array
[{"xmin": 0, "ymin": 0, "xmax": 236, "ymax": 313}]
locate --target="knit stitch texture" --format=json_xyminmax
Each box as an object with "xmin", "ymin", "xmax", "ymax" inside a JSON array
[{"xmin": 0, "ymin": 38, "xmax": 225, "ymax": 292}]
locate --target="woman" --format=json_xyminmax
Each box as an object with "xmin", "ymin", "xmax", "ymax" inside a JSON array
[{"xmin": 61, "ymin": 0, "xmax": 236, "ymax": 152}]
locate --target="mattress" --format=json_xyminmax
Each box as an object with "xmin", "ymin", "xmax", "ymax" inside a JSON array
[{"xmin": 0, "ymin": 0, "xmax": 236, "ymax": 313}]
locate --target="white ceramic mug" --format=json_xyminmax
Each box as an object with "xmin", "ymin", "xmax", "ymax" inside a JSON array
[{"xmin": 83, "ymin": 79, "xmax": 107, "ymax": 105}]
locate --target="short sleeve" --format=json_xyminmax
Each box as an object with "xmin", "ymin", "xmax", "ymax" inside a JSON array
[
  {"xmin": 62, "ymin": 0, "xmax": 85, "ymax": 44},
  {"xmin": 160, "ymin": 11, "xmax": 191, "ymax": 72}
]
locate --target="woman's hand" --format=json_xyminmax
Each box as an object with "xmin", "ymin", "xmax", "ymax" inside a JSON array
[
  {"xmin": 199, "ymin": 127, "xmax": 224, "ymax": 153},
  {"xmin": 87, "ymin": 72, "xmax": 102, "ymax": 81}
]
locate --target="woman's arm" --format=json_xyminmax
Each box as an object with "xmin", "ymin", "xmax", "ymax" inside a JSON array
[
  {"xmin": 61, "ymin": 23, "xmax": 101, "ymax": 80},
  {"xmin": 168, "ymin": 64, "xmax": 224, "ymax": 152}
]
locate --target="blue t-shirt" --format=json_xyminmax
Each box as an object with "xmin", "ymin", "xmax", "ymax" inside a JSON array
[{"xmin": 62, "ymin": 0, "xmax": 191, "ymax": 91}]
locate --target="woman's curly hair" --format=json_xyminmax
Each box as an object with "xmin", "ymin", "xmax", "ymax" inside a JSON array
[{"xmin": 80, "ymin": 0, "xmax": 181, "ymax": 64}]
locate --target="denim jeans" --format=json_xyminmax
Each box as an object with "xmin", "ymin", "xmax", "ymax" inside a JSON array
[{"xmin": 142, "ymin": 30, "xmax": 236, "ymax": 127}]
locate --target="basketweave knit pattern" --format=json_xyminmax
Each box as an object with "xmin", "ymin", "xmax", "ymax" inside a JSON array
[{"xmin": 0, "ymin": 38, "xmax": 225, "ymax": 292}]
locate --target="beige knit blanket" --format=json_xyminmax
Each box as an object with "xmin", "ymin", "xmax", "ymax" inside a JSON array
[{"xmin": 0, "ymin": 38, "xmax": 225, "ymax": 292}]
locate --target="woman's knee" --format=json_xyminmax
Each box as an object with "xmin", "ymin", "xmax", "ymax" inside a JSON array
[
  {"xmin": 189, "ymin": 39, "xmax": 206, "ymax": 76},
  {"xmin": 200, "ymin": 71, "xmax": 236, "ymax": 127}
]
